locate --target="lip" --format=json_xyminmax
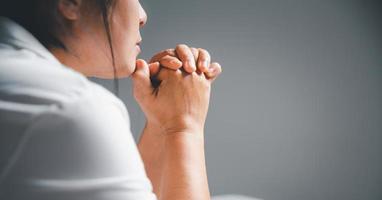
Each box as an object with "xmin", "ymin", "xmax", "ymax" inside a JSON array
[
  {"xmin": 136, "ymin": 38, "xmax": 142, "ymax": 45},
  {"xmin": 136, "ymin": 44, "xmax": 141, "ymax": 53}
]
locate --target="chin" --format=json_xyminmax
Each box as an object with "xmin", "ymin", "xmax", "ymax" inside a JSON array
[
  {"xmin": 115, "ymin": 60, "xmax": 136, "ymax": 78},
  {"xmin": 113, "ymin": 46, "xmax": 139, "ymax": 78}
]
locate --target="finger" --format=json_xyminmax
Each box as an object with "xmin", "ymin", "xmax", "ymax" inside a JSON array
[
  {"xmin": 149, "ymin": 49, "xmax": 176, "ymax": 63},
  {"xmin": 190, "ymin": 47, "xmax": 201, "ymax": 74},
  {"xmin": 190, "ymin": 47, "xmax": 200, "ymax": 62},
  {"xmin": 132, "ymin": 59, "xmax": 152, "ymax": 94},
  {"xmin": 205, "ymin": 62, "xmax": 222, "ymax": 82},
  {"xmin": 159, "ymin": 55, "xmax": 183, "ymax": 70},
  {"xmin": 175, "ymin": 44, "xmax": 196, "ymax": 73},
  {"xmin": 197, "ymin": 48, "xmax": 211, "ymax": 73},
  {"xmin": 148, "ymin": 61, "xmax": 160, "ymax": 77},
  {"xmin": 156, "ymin": 67, "xmax": 182, "ymax": 81}
]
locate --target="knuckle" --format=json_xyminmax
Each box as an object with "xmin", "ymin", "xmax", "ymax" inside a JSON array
[
  {"xmin": 199, "ymin": 51, "xmax": 210, "ymax": 60},
  {"xmin": 184, "ymin": 57, "xmax": 194, "ymax": 64},
  {"xmin": 191, "ymin": 49, "xmax": 199, "ymax": 58},
  {"xmin": 198, "ymin": 48, "xmax": 208, "ymax": 54},
  {"xmin": 165, "ymin": 49, "xmax": 174, "ymax": 54},
  {"xmin": 190, "ymin": 71, "xmax": 199, "ymax": 77},
  {"xmin": 186, "ymin": 57, "xmax": 194, "ymax": 62},
  {"xmin": 199, "ymin": 58, "xmax": 207, "ymax": 63},
  {"xmin": 162, "ymin": 55, "xmax": 173, "ymax": 61},
  {"xmin": 176, "ymin": 44, "xmax": 188, "ymax": 49},
  {"xmin": 175, "ymin": 69, "xmax": 183, "ymax": 75},
  {"xmin": 201, "ymin": 78, "xmax": 211, "ymax": 88},
  {"xmin": 204, "ymin": 78, "xmax": 211, "ymax": 84},
  {"xmin": 198, "ymin": 65, "xmax": 207, "ymax": 71},
  {"xmin": 205, "ymin": 51, "xmax": 211, "ymax": 58}
]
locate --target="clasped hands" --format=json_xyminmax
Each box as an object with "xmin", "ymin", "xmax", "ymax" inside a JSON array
[{"xmin": 131, "ymin": 44, "xmax": 222, "ymax": 135}]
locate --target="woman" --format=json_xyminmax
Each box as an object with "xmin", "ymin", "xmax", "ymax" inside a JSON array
[{"xmin": 0, "ymin": 0, "xmax": 255, "ymax": 200}]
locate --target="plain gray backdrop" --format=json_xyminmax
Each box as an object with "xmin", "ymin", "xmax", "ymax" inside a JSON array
[{"xmin": 91, "ymin": 0, "xmax": 382, "ymax": 200}]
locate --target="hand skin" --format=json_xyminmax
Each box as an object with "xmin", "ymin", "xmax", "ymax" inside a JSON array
[
  {"xmin": 139, "ymin": 121, "xmax": 209, "ymax": 200},
  {"xmin": 138, "ymin": 122, "xmax": 165, "ymax": 196},
  {"xmin": 133, "ymin": 44, "xmax": 222, "ymax": 200},
  {"xmin": 148, "ymin": 44, "xmax": 221, "ymax": 80}
]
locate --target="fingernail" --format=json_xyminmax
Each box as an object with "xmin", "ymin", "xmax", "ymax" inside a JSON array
[
  {"xmin": 203, "ymin": 61, "xmax": 209, "ymax": 69},
  {"xmin": 189, "ymin": 61, "xmax": 196, "ymax": 70},
  {"xmin": 197, "ymin": 61, "xmax": 202, "ymax": 69},
  {"xmin": 170, "ymin": 59, "xmax": 179, "ymax": 64}
]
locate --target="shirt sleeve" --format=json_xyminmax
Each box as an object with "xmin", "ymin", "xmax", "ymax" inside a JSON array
[{"xmin": 0, "ymin": 97, "xmax": 157, "ymax": 200}]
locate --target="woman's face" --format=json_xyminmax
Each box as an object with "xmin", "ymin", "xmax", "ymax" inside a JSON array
[
  {"xmin": 57, "ymin": 0, "xmax": 147, "ymax": 79},
  {"xmin": 109, "ymin": 0, "xmax": 147, "ymax": 77}
]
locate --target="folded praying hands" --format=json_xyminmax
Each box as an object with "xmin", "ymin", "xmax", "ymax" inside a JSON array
[{"xmin": 132, "ymin": 44, "xmax": 222, "ymax": 135}]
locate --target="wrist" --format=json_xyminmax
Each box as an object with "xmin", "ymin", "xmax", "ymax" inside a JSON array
[
  {"xmin": 162, "ymin": 128, "xmax": 206, "ymax": 143},
  {"xmin": 148, "ymin": 117, "xmax": 205, "ymax": 137},
  {"xmin": 138, "ymin": 122, "xmax": 165, "ymax": 197},
  {"xmin": 160, "ymin": 127, "xmax": 209, "ymax": 200}
]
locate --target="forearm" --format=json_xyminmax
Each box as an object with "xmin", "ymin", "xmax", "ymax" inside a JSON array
[
  {"xmin": 138, "ymin": 124, "xmax": 210, "ymax": 200},
  {"xmin": 138, "ymin": 122, "xmax": 164, "ymax": 196},
  {"xmin": 160, "ymin": 131, "xmax": 210, "ymax": 200}
]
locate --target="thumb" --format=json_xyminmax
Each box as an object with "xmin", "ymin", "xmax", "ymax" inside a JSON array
[{"xmin": 131, "ymin": 59, "xmax": 152, "ymax": 93}]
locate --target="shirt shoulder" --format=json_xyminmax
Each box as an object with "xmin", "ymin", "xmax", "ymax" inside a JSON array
[
  {"xmin": 0, "ymin": 95, "xmax": 156, "ymax": 200},
  {"xmin": 0, "ymin": 45, "xmax": 90, "ymax": 104},
  {"xmin": 0, "ymin": 74, "xmax": 156, "ymax": 200},
  {"xmin": 0, "ymin": 40, "xmax": 129, "ymax": 122}
]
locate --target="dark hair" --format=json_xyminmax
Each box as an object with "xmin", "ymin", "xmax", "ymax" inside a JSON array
[{"xmin": 0, "ymin": 0, "xmax": 120, "ymax": 96}]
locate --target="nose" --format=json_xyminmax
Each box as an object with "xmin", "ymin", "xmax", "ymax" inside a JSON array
[{"xmin": 139, "ymin": 3, "xmax": 147, "ymax": 28}]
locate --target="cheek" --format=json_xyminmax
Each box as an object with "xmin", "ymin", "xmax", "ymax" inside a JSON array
[
  {"xmin": 111, "ymin": 5, "xmax": 140, "ymax": 76},
  {"xmin": 111, "ymin": 24, "xmax": 139, "ymax": 76}
]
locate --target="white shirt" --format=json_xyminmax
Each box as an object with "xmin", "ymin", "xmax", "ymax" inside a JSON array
[{"xmin": 0, "ymin": 17, "xmax": 157, "ymax": 200}]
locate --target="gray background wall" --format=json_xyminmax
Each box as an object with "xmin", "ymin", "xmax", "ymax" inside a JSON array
[{"xmin": 92, "ymin": 0, "xmax": 382, "ymax": 199}]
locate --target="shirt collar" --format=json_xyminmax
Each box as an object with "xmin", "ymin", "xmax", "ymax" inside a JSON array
[{"xmin": 0, "ymin": 16, "xmax": 61, "ymax": 64}]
